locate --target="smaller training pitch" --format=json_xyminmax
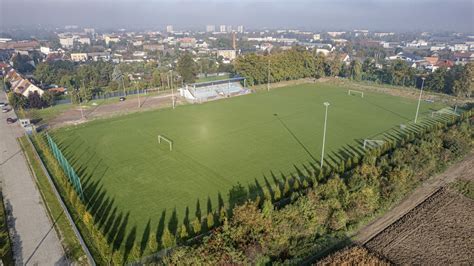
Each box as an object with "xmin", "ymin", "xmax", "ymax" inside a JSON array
[{"xmin": 53, "ymin": 83, "xmax": 445, "ymax": 244}]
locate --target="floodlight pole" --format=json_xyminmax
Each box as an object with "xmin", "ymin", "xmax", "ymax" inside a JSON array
[
  {"xmin": 80, "ymin": 80, "xmax": 85, "ymax": 119},
  {"xmin": 320, "ymin": 102, "xmax": 330, "ymax": 169},
  {"xmin": 122, "ymin": 77, "xmax": 126, "ymax": 97},
  {"xmin": 414, "ymin": 77, "xmax": 425, "ymax": 123}
]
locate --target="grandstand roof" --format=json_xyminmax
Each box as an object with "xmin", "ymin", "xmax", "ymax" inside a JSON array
[{"xmin": 192, "ymin": 77, "xmax": 245, "ymax": 88}]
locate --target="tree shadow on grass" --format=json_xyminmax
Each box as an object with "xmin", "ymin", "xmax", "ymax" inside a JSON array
[
  {"xmin": 140, "ymin": 220, "xmax": 151, "ymax": 256},
  {"xmin": 155, "ymin": 210, "xmax": 166, "ymax": 247},
  {"xmin": 123, "ymin": 226, "xmax": 137, "ymax": 262},
  {"xmin": 168, "ymin": 208, "xmax": 179, "ymax": 235}
]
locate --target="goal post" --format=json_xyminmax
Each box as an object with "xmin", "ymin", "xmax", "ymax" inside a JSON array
[
  {"xmin": 363, "ymin": 139, "xmax": 385, "ymax": 150},
  {"xmin": 431, "ymin": 111, "xmax": 442, "ymax": 118},
  {"xmin": 348, "ymin": 90, "xmax": 364, "ymax": 98},
  {"xmin": 158, "ymin": 135, "xmax": 173, "ymax": 151},
  {"xmin": 432, "ymin": 107, "xmax": 460, "ymax": 118}
]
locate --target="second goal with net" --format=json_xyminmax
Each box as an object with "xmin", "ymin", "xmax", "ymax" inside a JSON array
[
  {"xmin": 363, "ymin": 139, "xmax": 385, "ymax": 150},
  {"xmin": 348, "ymin": 90, "xmax": 364, "ymax": 98}
]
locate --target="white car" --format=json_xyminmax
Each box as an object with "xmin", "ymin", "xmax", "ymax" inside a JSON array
[
  {"xmin": 2, "ymin": 108, "xmax": 9, "ymax": 113},
  {"xmin": 0, "ymin": 102, "xmax": 6, "ymax": 107}
]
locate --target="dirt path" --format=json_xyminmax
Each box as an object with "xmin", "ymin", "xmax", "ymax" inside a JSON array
[
  {"xmin": 355, "ymin": 150, "xmax": 474, "ymax": 244},
  {"xmin": 49, "ymin": 92, "xmax": 177, "ymax": 129}
]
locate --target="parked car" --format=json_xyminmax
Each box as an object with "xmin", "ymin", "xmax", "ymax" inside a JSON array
[
  {"xmin": 2, "ymin": 108, "xmax": 9, "ymax": 113},
  {"xmin": 0, "ymin": 102, "xmax": 6, "ymax": 107},
  {"xmin": 119, "ymin": 97, "xmax": 126, "ymax": 102},
  {"xmin": 6, "ymin": 117, "xmax": 16, "ymax": 124}
]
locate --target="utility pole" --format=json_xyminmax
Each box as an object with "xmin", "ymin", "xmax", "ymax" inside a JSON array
[
  {"xmin": 170, "ymin": 70, "xmax": 175, "ymax": 109},
  {"xmin": 320, "ymin": 102, "xmax": 330, "ymax": 169},
  {"xmin": 137, "ymin": 86, "xmax": 141, "ymax": 108},
  {"xmin": 122, "ymin": 77, "xmax": 126, "ymax": 97},
  {"xmin": 80, "ymin": 80, "xmax": 85, "ymax": 119},
  {"xmin": 414, "ymin": 77, "xmax": 425, "ymax": 123}
]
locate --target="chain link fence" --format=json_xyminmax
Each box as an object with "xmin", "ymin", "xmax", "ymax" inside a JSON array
[{"xmin": 46, "ymin": 133, "xmax": 84, "ymax": 200}]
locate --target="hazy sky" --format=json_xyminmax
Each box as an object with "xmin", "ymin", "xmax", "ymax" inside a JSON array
[{"xmin": 1, "ymin": 0, "xmax": 473, "ymax": 32}]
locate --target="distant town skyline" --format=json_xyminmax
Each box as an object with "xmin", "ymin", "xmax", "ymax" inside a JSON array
[{"xmin": 0, "ymin": 0, "xmax": 473, "ymax": 33}]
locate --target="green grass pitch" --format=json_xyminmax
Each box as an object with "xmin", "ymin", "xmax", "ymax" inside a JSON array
[{"xmin": 52, "ymin": 83, "xmax": 445, "ymax": 247}]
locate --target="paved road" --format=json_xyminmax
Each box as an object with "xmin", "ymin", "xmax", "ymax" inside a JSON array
[
  {"xmin": 0, "ymin": 93, "xmax": 66, "ymax": 265},
  {"xmin": 355, "ymin": 150, "xmax": 474, "ymax": 244}
]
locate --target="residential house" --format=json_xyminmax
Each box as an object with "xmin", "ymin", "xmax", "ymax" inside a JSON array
[
  {"xmin": 435, "ymin": 59, "xmax": 454, "ymax": 70},
  {"xmin": 388, "ymin": 52, "xmax": 423, "ymax": 63},
  {"xmin": 327, "ymin": 32, "xmax": 345, "ymax": 38},
  {"xmin": 77, "ymin": 36, "xmax": 91, "ymax": 45},
  {"xmin": 143, "ymin": 44, "xmax": 165, "ymax": 51},
  {"xmin": 195, "ymin": 41, "xmax": 208, "ymax": 49},
  {"xmin": 40, "ymin": 46, "xmax": 51, "ymax": 55},
  {"xmin": 259, "ymin": 43, "xmax": 273, "ymax": 51},
  {"xmin": 5, "ymin": 68, "xmax": 44, "ymax": 97},
  {"xmin": 178, "ymin": 37, "xmax": 197, "ymax": 48},
  {"xmin": 88, "ymin": 52, "xmax": 111, "ymax": 61},
  {"xmin": 452, "ymin": 44, "xmax": 469, "ymax": 52},
  {"xmin": 104, "ymin": 35, "xmax": 120, "ymax": 45},
  {"xmin": 132, "ymin": 51, "xmax": 147, "ymax": 57},
  {"xmin": 216, "ymin": 50, "xmax": 237, "ymax": 61},
  {"xmin": 405, "ymin": 40, "xmax": 428, "ymax": 48},
  {"xmin": 453, "ymin": 52, "xmax": 474, "ymax": 65},
  {"xmin": 327, "ymin": 52, "xmax": 351, "ymax": 65},
  {"xmin": 0, "ymin": 40, "xmax": 39, "ymax": 50},
  {"xmin": 315, "ymin": 48, "xmax": 331, "ymax": 56},
  {"xmin": 70, "ymin": 53, "xmax": 88, "ymax": 62},
  {"xmin": 59, "ymin": 36, "xmax": 74, "ymax": 49}
]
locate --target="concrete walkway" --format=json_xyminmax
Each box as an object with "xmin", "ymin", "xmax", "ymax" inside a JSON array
[{"xmin": 0, "ymin": 93, "xmax": 66, "ymax": 265}]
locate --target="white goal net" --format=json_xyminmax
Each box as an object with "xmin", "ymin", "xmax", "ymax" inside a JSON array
[
  {"xmin": 348, "ymin": 90, "xmax": 364, "ymax": 98},
  {"xmin": 363, "ymin": 139, "xmax": 385, "ymax": 150},
  {"xmin": 432, "ymin": 107, "xmax": 460, "ymax": 118},
  {"xmin": 158, "ymin": 135, "xmax": 173, "ymax": 151}
]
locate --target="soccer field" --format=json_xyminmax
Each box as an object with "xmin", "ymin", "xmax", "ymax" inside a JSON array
[{"xmin": 52, "ymin": 83, "xmax": 445, "ymax": 243}]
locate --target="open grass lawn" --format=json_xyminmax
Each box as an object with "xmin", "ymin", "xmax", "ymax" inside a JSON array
[{"xmin": 51, "ymin": 83, "xmax": 445, "ymax": 251}]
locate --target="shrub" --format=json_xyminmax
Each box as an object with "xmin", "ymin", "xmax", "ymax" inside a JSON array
[{"xmin": 161, "ymin": 227, "xmax": 176, "ymax": 249}]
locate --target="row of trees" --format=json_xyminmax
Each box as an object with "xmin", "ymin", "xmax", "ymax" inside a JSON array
[
  {"xmin": 163, "ymin": 112, "xmax": 472, "ymax": 264},
  {"xmin": 234, "ymin": 48, "xmax": 327, "ymax": 86},
  {"xmin": 32, "ymin": 52, "xmax": 231, "ymax": 104},
  {"xmin": 424, "ymin": 63, "xmax": 473, "ymax": 97},
  {"xmin": 233, "ymin": 48, "xmax": 473, "ymax": 98},
  {"xmin": 7, "ymin": 91, "xmax": 54, "ymax": 109}
]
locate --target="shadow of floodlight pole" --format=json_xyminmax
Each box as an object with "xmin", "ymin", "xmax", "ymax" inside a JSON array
[{"xmin": 321, "ymin": 102, "xmax": 330, "ymax": 169}]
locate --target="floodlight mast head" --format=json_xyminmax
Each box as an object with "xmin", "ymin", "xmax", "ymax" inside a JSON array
[{"xmin": 324, "ymin": 102, "xmax": 330, "ymax": 107}]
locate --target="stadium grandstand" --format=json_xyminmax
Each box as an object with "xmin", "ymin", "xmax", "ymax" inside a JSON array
[{"xmin": 179, "ymin": 77, "xmax": 251, "ymax": 103}]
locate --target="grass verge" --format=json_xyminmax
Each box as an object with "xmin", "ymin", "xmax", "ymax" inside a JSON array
[
  {"xmin": 18, "ymin": 136, "xmax": 87, "ymax": 263},
  {"xmin": 0, "ymin": 191, "xmax": 14, "ymax": 266}
]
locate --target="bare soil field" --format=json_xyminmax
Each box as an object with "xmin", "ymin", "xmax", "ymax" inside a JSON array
[
  {"xmin": 365, "ymin": 187, "xmax": 474, "ymax": 265},
  {"xmin": 48, "ymin": 92, "xmax": 176, "ymax": 128},
  {"xmin": 356, "ymin": 152, "xmax": 474, "ymax": 244}
]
